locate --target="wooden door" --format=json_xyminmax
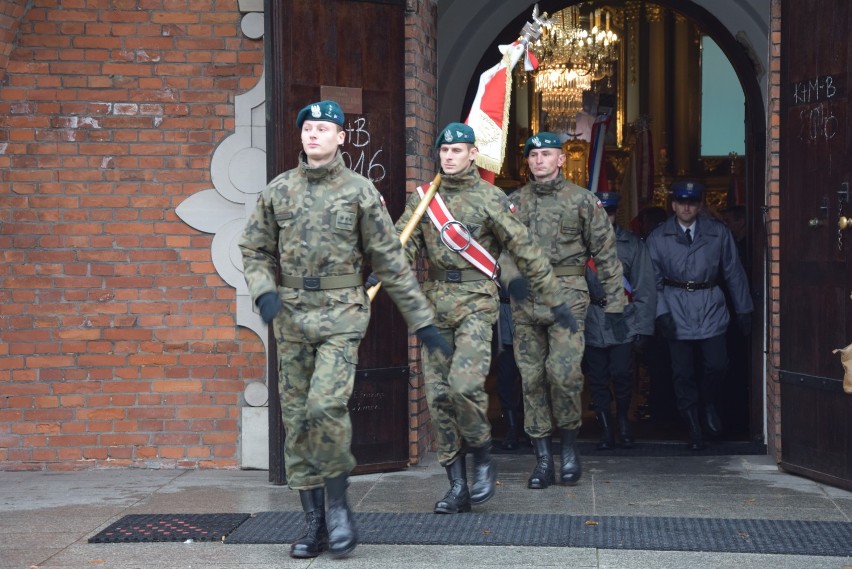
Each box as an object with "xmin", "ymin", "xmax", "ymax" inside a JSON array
[
  {"xmin": 779, "ymin": 0, "xmax": 852, "ymax": 490},
  {"xmin": 265, "ymin": 0, "xmax": 410, "ymax": 482}
]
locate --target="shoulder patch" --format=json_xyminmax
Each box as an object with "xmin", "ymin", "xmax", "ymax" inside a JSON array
[
  {"xmin": 508, "ymin": 201, "xmax": 516, "ymax": 213},
  {"xmin": 595, "ymin": 199, "xmax": 603, "ymax": 209}
]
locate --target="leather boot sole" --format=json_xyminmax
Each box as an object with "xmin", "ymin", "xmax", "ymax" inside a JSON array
[
  {"xmin": 290, "ymin": 546, "xmax": 324, "ymax": 559},
  {"xmin": 560, "ymin": 468, "xmax": 582, "ymax": 486},
  {"xmin": 328, "ymin": 541, "xmax": 357, "ymax": 559},
  {"xmin": 527, "ymin": 465, "xmax": 555, "ymax": 489},
  {"xmin": 469, "ymin": 489, "xmax": 494, "ymax": 505},
  {"xmin": 434, "ymin": 501, "xmax": 472, "ymax": 514},
  {"xmin": 527, "ymin": 476, "xmax": 554, "ymax": 490}
]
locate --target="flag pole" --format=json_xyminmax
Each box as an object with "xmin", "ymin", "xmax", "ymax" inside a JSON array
[{"xmin": 367, "ymin": 173, "xmax": 442, "ymax": 301}]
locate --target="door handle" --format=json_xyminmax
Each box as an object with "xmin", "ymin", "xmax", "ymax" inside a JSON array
[{"xmin": 839, "ymin": 216, "xmax": 852, "ymax": 231}]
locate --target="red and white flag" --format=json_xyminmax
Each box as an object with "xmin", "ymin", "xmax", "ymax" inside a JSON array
[{"xmin": 465, "ymin": 42, "xmax": 533, "ymax": 183}]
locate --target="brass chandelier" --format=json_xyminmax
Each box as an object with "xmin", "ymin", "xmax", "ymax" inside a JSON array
[{"xmin": 528, "ymin": 4, "xmax": 620, "ymax": 133}]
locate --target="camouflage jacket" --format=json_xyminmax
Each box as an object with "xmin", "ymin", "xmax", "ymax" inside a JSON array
[
  {"xmin": 504, "ymin": 176, "xmax": 625, "ymax": 324},
  {"xmin": 239, "ymin": 151, "xmax": 434, "ymax": 339},
  {"xmin": 396, "ymin": 164, "xmax": 563, "ymax": 315}
]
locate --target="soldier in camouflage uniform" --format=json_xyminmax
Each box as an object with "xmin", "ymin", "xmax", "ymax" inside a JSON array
[
  {"xmin": 395, "ymin": 122, "xmax": 575, "ymax": 514},
  {"xmin": 505, "ymin": 132, "xmax": 626, "ymax": 490},
  {"xmin": 239, "ymin": 100, "xmax": 449, "ymax": 559}
]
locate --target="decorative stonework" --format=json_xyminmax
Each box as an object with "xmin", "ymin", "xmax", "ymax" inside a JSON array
[{"xmin": 175, "ymin": 5, "xmax": 268, "ymax": 372}]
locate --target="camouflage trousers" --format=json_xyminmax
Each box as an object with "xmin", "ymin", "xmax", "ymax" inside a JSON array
[
  {"xmin": 277, "ymin": 333, "xmax": 360, "ymax": 490},
  {"xmin": 514, "ymin": 322, "xmax": 585, "ymax": 437},
  {"xmin": 422, "ymin": 310, "xmax": 495, "ymax": 466}
]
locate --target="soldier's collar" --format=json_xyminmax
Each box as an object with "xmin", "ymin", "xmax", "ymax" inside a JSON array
[
  {"xmin": 300, "ymin": 151, "xmax": 345, "ymax": 181},
  {"xmin": 440, "ymin": 162, "xmax": 480, "ymax": 190},
  {"xmin": 530, "ymin": 175, "xmax": 564, "ymax": 194}
]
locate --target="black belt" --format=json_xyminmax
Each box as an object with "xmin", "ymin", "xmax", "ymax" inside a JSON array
[
  {"xmin": 428, "ymin": 269, "xmax": 490, "ymax": 283},
  {"xmin": 589, "ymin": 296, "xmax": 607, "ymax": 307},
  {"xmin": 281, "ymin": 274, "xmax": 362, "ymax": 290},
  {"xmin": 663, "ymin": 278, "xmax": 717, "ymax": 292}
]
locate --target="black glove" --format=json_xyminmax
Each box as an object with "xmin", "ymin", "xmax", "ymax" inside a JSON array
[
  {"xmin": 737, "ymin": 313, "xmax": 752, "ymax": 336},
  {"xmin": 551, "ymin": 303, "xmax": 579, "ymax": 333},
  {"xmin": 605, "ymin": 312, "xmax": 629, "ymax": 343},
  {"xmin": 507, "ymin": 278, "xmax": 530, "ymax": 302},
  {"xmin": 365, "ymin": 272, "xmax": 379, "ymax": 289},
  {"xmin": 656, "ymin": 312, "xmax": 677, "ymax": 340},
  {"xmin": 256, "ymin": 292, "xmax": 281, "ymax": 324},
  {"xmin": 416, "ymin": 325, "xmax": 453, "ymax": 357},
  {"xmin": 634, "ymin": 334, "xmax": 651, "ymax": 353}
]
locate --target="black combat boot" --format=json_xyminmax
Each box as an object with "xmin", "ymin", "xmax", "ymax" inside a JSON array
[
  {"xmin": 501, "ymin": 410, "xmax": 520, "ymax": 450},
  {"xmin": 468, "ymin": 444, "xmax": 497, "ymax": 504},
  {"xmin": 434, "ymin": 457, "xmax": 471, "ymax": 514},
  {"xmin": 616, "ymin": 398, "xmax": 635, "ymax": 448},
  {"xmin": 527, "ymin": 436, "xmax": 555, "ymax": 489},
  {"xmin": 703, "ymin": 403, "xmax": 723, "ymax": 436},
  {"xmin": 559, "ymin": 428, "xmax": 582, "ymax": 485},
  {"xmin": 290, "ymin": 488, "xmax": 327, "ymax": 558},
  {"xmin": 595, "ymin": 411, "xmax": 616, "ymax": 450},
  {"xmin": 324, "ymin": 473, "xmax": 357, "ymax": 558},
  {"xmin": 683, "ymin": 406, "xmax": 706, "ymax": 451}
]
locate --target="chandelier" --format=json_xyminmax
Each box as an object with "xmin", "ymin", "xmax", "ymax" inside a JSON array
[{"xmin": 527, "ymin": 4, "xmax": 620, "ymax": 133}]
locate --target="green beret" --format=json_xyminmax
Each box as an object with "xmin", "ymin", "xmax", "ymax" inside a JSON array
[
  {"xmin": 435, "ymin": 122, "xmax": 475, "ymax": 149},
  {"xmin": 296, "ymin": 100, "xmax": 345, "ymax": 128},
  {"xmin": 524, "ymin": 132, "xmax": 562, "ymax": 157}
]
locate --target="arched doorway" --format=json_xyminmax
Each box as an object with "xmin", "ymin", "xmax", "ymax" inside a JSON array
[{"xmin": 437, "ymin": 0, "xmax": 767, "ymax": 447}]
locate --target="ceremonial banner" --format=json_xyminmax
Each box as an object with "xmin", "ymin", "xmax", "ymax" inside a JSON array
[
  {"xmin": 464, "ymin": 7, "xmax": 546, "ymax": 183},
  {"xmin": 465, "ymin": 42, "xmax": 528, "ymax": 182}
]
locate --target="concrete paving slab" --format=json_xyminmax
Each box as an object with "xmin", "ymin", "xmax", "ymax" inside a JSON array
[
  {"xmin": 596, "ymin": 549, "xmax": 852, "ymax": 569},
  {"xmin": 0, "ymin": 470, "xmax": 184, "ymax": 511},
  {"xmin": 2, "ymin": 453, "xmax": 851, "ymax": 569}
]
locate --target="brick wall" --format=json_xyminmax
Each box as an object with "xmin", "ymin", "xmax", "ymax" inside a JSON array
[
  {"xmin": 404, "ymin": 0, "xmax": 438, "ymax": 464},
  {"xmin": 0, "ymin": 1, "xmax": 265, "ymax": 470},
  {"xmin": 0, "ymin": 0, "xmax": 27, "ymax": 84},
  {"xmin": 765, "ymin": 0, "xmax": 782, "ymax": 459}
]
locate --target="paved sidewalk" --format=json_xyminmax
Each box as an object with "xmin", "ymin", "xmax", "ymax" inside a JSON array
[{"xmin": 1, "ymin": 452, "xmax": 850, "ymax": 568}]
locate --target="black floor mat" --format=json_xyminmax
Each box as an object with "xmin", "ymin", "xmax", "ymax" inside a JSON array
[
  {"xmin": 225, "ymin": 512, "xmax": 852, "ymax": 556},
  {"xmin": 88, "ymin": 513, "xmax": 251, "ymax": 543},
  {"xmin": 491, "ymin": 441, "xmax": 767, "ymax": 457}
]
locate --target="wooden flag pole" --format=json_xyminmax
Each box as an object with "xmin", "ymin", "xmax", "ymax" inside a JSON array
[{"xmin": 367, "ymin": 173, "xmax": 442, "ymax": 301}]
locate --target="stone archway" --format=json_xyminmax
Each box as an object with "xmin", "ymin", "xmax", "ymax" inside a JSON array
[
  {"xmin": 436, "ymin": 0, "xmax": 770, "ymax": 445},
  {"xmin": 437, "ymin": 0, "xmax": 768, "ymax": 126}
]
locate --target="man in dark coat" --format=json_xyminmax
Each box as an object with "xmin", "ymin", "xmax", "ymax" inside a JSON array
[{"xmin": 645, "ymin": 181, "xmax": 753, "ymax": 450}]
